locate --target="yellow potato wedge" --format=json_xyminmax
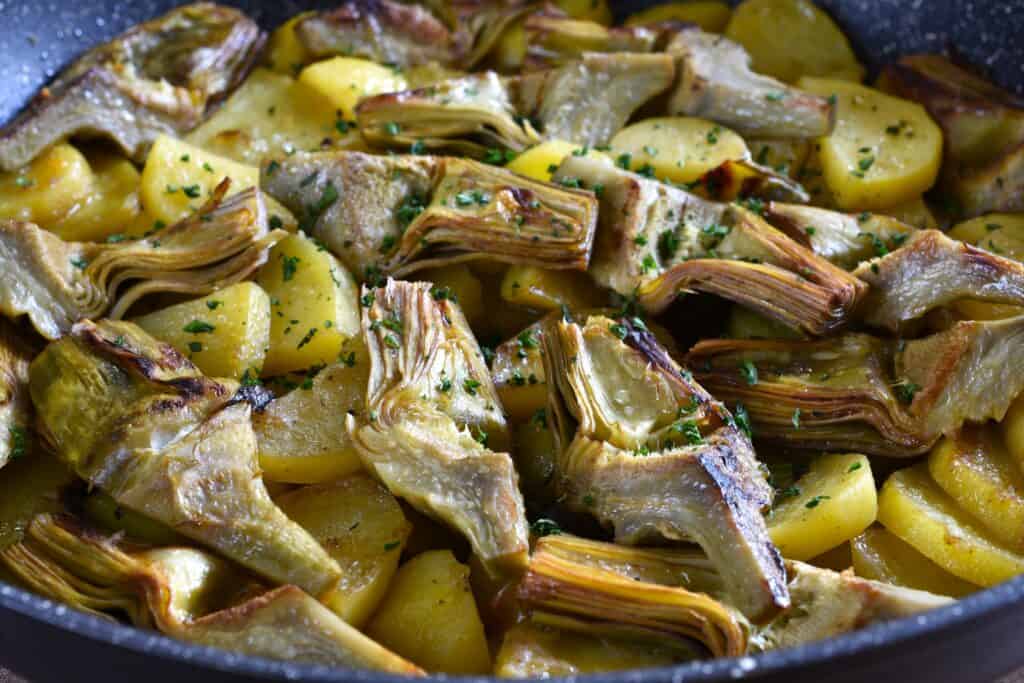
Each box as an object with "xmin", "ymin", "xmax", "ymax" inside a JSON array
[
  {"xmin": 851, "ymin": 526, "xmax": 978, "ymax": 598},
  {"xmin": 610, "ymin": 117, "xmax": 749, "ymax": 184},
  {"xmin": 492, "ymin": 325, "xmax": 547, "ymax": 423},
  {"xmin": 276, "ymin": 475, "xmax": 411, "ymax": 627},
  {"xmin": 48, "ymin": 151, "xmax": 142, "ymax": 243},
  {"xmin": 624, "ymin": 1, "xmax": 731, "ymax": 32},
  {"xmin": 500, "ymin": 265, "xmax": 604, "ymax": 311},
  {"xmin": 299, "ymin": 57, "xmax": 407, "ymax": 122},
  {"xmin": 366, "ymin": 550, "xmax": 492, "ymax": 675},
  {"xmin": 132, "ymin": 282, "xmax": 271, "ymax": 380},
  {"xmin": 0, "ymin": 143, "xmax": 94, "ymax": 226},
  {"xmin": 505, "ymin": 140, "xmax": 609, "ymax": 182},
  {"xmin": 256, "ymin": 233, "xmax": 361, "ymax": 375},
  {"xmin": 880, "ymin": 196, "xmax": 938, "ymax": 230},
  {"xmin": 877, "ymin": 464, "xmax": 1024, "ymax": 587},
  {"xmin": 265, "ymin": 13, "xmax": 315, "ymax": 75},
  {"xmin": 768, "ymin": 453, "xmax": 876, "ymax": 561},
  {"xmin": 512, "ymin": 417, "xmax": 559, "ymax": 506},
  {"xmin": 798, "ymin": 78, "xmax": 943, "ymax": 210},
  {"xmin": 948, "ymin": 212, "xmax": 1024, "ymax": 260},
  {"xmin": 415, "ymin": 264, "xmax": 485, "ymax": 326},
  {"xmin": 725, "ymin": 0, "xmax": 864, "ymax": 83}
]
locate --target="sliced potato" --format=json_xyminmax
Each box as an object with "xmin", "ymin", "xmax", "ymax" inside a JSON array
[
  {"xmin": 877, "ymin": 465, "xmax": 1024, "ymax": 587},
  {"xmin": 624, "ymin": 1, "xmax": 731, "ymax": 32},
  {"xmin": 366, "ymin": 550, "xmax": 492, "ymax": 675},
  {"xmin": 851, "ymin": 526, "xmax": 978, "ymax": 598},
  {"xmin": 255, "ymin": 349, "xmax": 369, "ymax": 484},
  {"xmin": 416, "ymin": 264, "xmax": 485, "ymax": 326},
  {"xmin": 1003, "ymin": 393, "xmax": 1024, "ymax": 473},
  {"xmin": 47, "ymin": 151, "xmax": 142, "ymax": 243},
  {"xmin": 798, "ymin": 78, "xmax": 943, "ymax": 210},
  {"xmin": 0, "ymin": 143, "xmax": 94, "ymax": 226},
  {"xmin": 265, "ymin": 12, "xmax": 315, "ymax": 75},
  {"xmin": 132, "ymin": 282, "xmax": 271, "ymax": 380},
  {"xmin": 768, "ymin": 453, "xmax": 876, "ymax": 561},
  {"xmin": 505, "ymin": 140, "xmax": 609, "ymax": 182},
  {"xmin": 491, "ymin": 18, "xmax": 528, "ymax": 72},
  {"xmin": 256, "ymin": 233, "xmax": 361, "ymax": 375},
  {"xmin": 140, "ymin": 135, "xmax": 258, "ymax": 225},
  {"xmin": 610, "ymin": 117, "xmax": 749, "ymax": 184},
  {"xmin": 276, "ymin": 475, "xmax": 411, "ymax": 627},
  {"xmin": 299, "ymin": 57, "xmax": 407, "ymax": 122},
  {"xmin": 500, "ymin": 265, "xmax": 604, "ymax": 311},
  {"xmin": 725, "ymin": 0, "xmax": 864, "ymax": 83},
  {"xmin": 928, "ymin": 427, "xmax": 1024, "ymax": 551}
]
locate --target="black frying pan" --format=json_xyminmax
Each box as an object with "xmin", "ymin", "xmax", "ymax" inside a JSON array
[{"xmin": 1, "ymin": 1, "xmax": 1024, "ymax": 681}]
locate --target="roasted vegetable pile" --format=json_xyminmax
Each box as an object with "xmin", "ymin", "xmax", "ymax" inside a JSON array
[{"xmin": 1, "ymin": 0, "xmax": 1023, "ymax": 676}]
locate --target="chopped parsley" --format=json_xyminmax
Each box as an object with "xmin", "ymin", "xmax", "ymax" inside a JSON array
[
  {"xmin": 463, "ymin": 378, "xmax": 482, "ymax": 395},
  {"xmin": 183, "ymin": 320, "xmax": 215, "ymax": 334},
  {"xmin": 8, "ymin": 426, "xmax": 27, "ymax": 459},
  {"xmin": 805, "ymin": 495, "xmax": 831, "ymax": 509},
  {"xmin": 281, "ymin": 254, "xmax": 300, "ymax": 281},
  {"xmin": 384, "ymin": 121, "xmax": 400, "ymax": 136},
  {"xmin": 739, "ymin": 360, "xmax": 759, "ymax": 385},
  {"xmin": 530, "ymin": 518, "xmax": 562, "ymax": 537}
]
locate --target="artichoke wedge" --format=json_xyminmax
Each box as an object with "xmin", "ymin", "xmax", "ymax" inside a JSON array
[
  {"xmin": 764, "ymin": 203, "xmax": 916, "ymax": 270},
  {"xmin": 0, "ymin": 321, "xmax": 33, "ymax": 471},
  {"xmin": 356, "ymin": 53, "xmax": 676, "ymax": 153},
  {"xmin": 690, "ymin": 317, "xmax": 1024, "ymax": 455},
  {"xmin": 0, "ymin": 4, "xmax": 263, "ymax": 170},
  {"xmin": 553, "ymin": 156, "xmax": 864, "ymax": 334},
  {"xmin": 539, "ymin": 313, "xmax": 788, "ymax": 620},
  {"xmin": 28, "ymin": 319, "xmax": 341, "ymax": 596},
  {"xmin": 0, "ymin": 184, "xmax": 284, "ymax": 340},
  {"xmin": 854, "ymin": 230, "xmax": 1024, "ymax": 333},
  {"xmin": 689, "ymin": 159, "xmax": 810, "ymax": 205},
  {"xmin": 260, "ymin": 151, "xmax": 597, "ymax": 281},
  {"xmin": 1, "ymin": 513, "xmax": 422, "ymax": 673},
  {"xmin": 346, "ymin": 280, "xmax": 529, "ymax": 575},
  {"xmin": 665, "ymin": 28, "xmax": 834, "ymax": 139}
]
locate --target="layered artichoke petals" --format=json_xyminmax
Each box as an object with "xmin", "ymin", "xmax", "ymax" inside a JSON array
[{"xmin": 0, "ymin": 321, "xmax": 33, "ymax": 470}]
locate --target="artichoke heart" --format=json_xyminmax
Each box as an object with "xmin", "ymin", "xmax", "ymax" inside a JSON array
[
  {"xmin": 356, "ymin": 53, "xmax": 676, "ymax": 154},
  {"xmin": 539, "ymin": 313, "xmax": 788, "ymax": 620},
  {"xmin": 260, "ymin": 151, "xmax": 597, "ymax": 281},
  {"xmin": 0, "ymin": 513, "xmax": 422, "ymax": 673},
  {"xmin": 666, "ymin": 28, "xmax": 835, "ymax": 139},
  {"xmin": 346, "ymin": 279, "xmax": 529, "ymax": 576},
  {"xmin": 690, "ymin": 316, "xmax": 1024, "ymax": 455},
  {"xmin": 854, "ymin": 230, "xmax": 1024, "ymax": 333},
  {"xmin": 28, "ymin": 319, "xmax": 342, "ymax": 597},
  {"xmin": 0, "ymin": 3, "xmax": 264, "ymax": 170},
  {"xmin": 0, "ymin": 321, "xmax": 33, "ymax": 471},
  {"xmin": 554, "ymin": 155, "xmax": 864, "ymax": 334},
  {"xmin": 0, "ymin": 184, "xmax": 284, "ymax": 340}
]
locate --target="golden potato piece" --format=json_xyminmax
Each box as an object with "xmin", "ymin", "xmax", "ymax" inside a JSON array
[
  {"xmin": 851, "ymin": 526, "xmax": 978, "ymax": 598},
  {"xmin": 610, "ymin": 117, "xmax": 749, "ymax": 185},
  {"xmin": 506, "ymin": 140, "xmax": 610, "ymax": 182},
  {"xmin": 366, "ymin": 550, "xmax": 492, "ymax": 675},
  {"xmin": 500, "ymin": 265, "xmax": 604, "ymax": 311},
  {"xmin": 748, "ymin": 138, "xmax": 811, "ymax": 178},
  {"xmin": 799, "ymin": 77, "xmax": 943, "ymax": 211},
  {"xmin": 624, "ymin": 1, "xmax": 731, "ymax": 32},
  {"xmin": 276, "ymin": 475, "xmax": 411, "ymax": 628},
  {"xmin": 132, "ymin": 282, "xmax": 270, "ymax": 380},
  {"xmin": 725, "ymin": 0, "xmax": 864, "ymax": 84},
  {"xmin": 300, "ymin": 57, "xmax": 406, "ymax": 122},
  {"xmin": 48, "ymin": 151, "xmax": 142, "ymax": 243},
  {"xmin": 265, "ymin": 13, "xmax": 315, "ymax": 75},
  {"xmin": 0, "ymin": 143, "xmax": 94, "ymax": 227},
  {"xmin": 768, "ymin": 453, "xmax": 876, "ymax": 561},
  {"xmin": 416, "ymin": 264, "xmax": 485, "ymax": 326},
  {"xmin": 877, "ymin": 465, "xmax": 1024, "ymax": 587},
  {"xmin": 948, "ymin": 213, "xmax": 1024, "ymax": 320}
]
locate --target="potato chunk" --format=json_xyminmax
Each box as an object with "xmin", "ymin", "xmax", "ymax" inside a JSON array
[
  {"xmin": 609, "ymin": 117, "xmax": 749, "ymax": 185},
  {"xmin": 624, "ymin": 2, "xmax": 731, "ymax": 32},
  {"xmin": 255, "ymin": 350, "xmax": 369, "ymax": 483},
  {"xmin": 140, "ymin": 135, "xmax": 258, "ymax": 225},
  {"xmin": 851, "ymin": 526, "xmax": 978, "ymax": 598},
  {"xmin": 132, "ymin": 282, "xmax": 271, "ymax": 380},
  {"xmin": 768, "ymin": 453, "xmax": 876, "ymax": 561},
  {"xmin": 877, "ymin": 465, "xmax": 1024, "ymax": 587},
  {"xmin": 299, "ymin": 57, "xmax": 407, "ymax": 122},
  {"xmin": 416, "ymin": 265, "xmax": 485, "ymax": 326},
  {"xmin": 265, "ymin": 13, "xmax": 315, "ymax": 75},
  {"xmin": 725, "ymin": 0, "xmax": 864, "ymax": 84},
  {"xmin": 48, "ymin": 152, "xmax": 143, "ymax": 243},
  {"xmin": 276, "ymin": 475, "xmax": 411, "ymax": 628},
  {"xmin": 505, "ymin": 140, "xmax": 608, "ymax": 182},
  {"xmin": 0, "ymin": 143, "xmax": 94, "ymax": 226},
  {"xmin": 366, "ymin": 550, "xmax": 492, "ymax": 675},
  {"xmin": 928, "ymin": 426, "xmax": 1024, "ymax": 551},
  {"xmin": 500, "ymin": 265, "xmax": 604, "ymax": 311},
  {"xmin": 798, "ymin": 78, "xmax": 943, "ymax": 210},
  {"xmin": 256, "ymin": 233, "xmax": 361, "ymax": 375}
]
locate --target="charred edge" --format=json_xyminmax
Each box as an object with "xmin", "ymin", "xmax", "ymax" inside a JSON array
[
  {"xmin": 228, "ymin": 384, "xmax": 275, "ymax": 413},
  {"xmin": 618, "ymin": 317, "xmax": 677, "ymax": 376}
]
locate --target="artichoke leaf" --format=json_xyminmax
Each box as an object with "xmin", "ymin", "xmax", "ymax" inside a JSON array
[
  {"xmin": 541, "ymin": 313, "xmax": 788, "ymax": 620},
  {"xmin": 855, "ymin": 230, "xmax": 1024, "ymax": 333},
  {"xmin": 260, "ymin": 151, "xmax": 597, "ymax": 281},
  {"xmin": 347, "ymin": 280, "xmax": 529, "ymax": 575},
  {"xmin": 0, "ymin": 321, "xmax": 33, "ymax": 471},
  {"xmin": 0, "ymin": 184, "xmax": 285, "ymax": 340},
  {"xmin": 0, "ymin": 513, "xmax": 422, "ymax": 673},
  {"xmin": 0, "ymin": 3, "xmax": 264, "ymax": 170},
  {"xmin": 554, "ymin": 155, "xmax": 864, "ymax": 334},
  {"xmin": 665, "ymin": 28, "xmax": 835, "ymax": 139},
  {"xmin": 28, "ymin": 319, "xmax": 341, "ymax": 596}
]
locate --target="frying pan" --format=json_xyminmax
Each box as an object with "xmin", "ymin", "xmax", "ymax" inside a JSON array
[{"xmin": 1, "ymin": 1, "xmax": 1024, "ymax": 681}]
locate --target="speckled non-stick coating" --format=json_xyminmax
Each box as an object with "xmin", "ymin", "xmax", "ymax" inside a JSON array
[{"xmin": 0, "ymin": 1, "xmax": 1023, "ymax": 682}]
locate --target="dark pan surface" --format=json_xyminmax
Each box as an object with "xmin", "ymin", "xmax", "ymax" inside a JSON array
[{"xmin": 1, "ymin": 1, "xmax": 1024, "ymax": 681}]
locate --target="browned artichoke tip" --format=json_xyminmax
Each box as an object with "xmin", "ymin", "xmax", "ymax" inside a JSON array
[
  {"xmin": 665, "ymin": 27, "xmax": 835, "ymax": 139},
  {"xmin": 259, "ymin": 151, "xmax": 597, "ymax": 283},
  {"xmin": 346, "ymin": 279, "xmax": 529, "ymax": 576},
  {"xmin": 295, "ymin": 0, "xmax": 461, "ymax": 68},
  {"xmin": 764, "ymin": 202, "xmax": 916, "ymax": 270},
  {"xmin": 1, "ymin": 513, "xmax": 424, "ymax": 673},
  {"xmin": 689, "ymin": 159, "xmax": 810, "ymax": 204},
  {"xmin": 553, "ymin": 155, "xmax": 864, "ymax": 335},
  {"xmin": 443, "ymin": 0, "xmax": 538, "ymax": 68},
  {"xmin": 0, "ymin": 3, "xmax": 264, "ymax": 170},
  {"xmin": 520, "ymin": 11, "xmax": 659, "ymax": 70},
  {"xmin": 28, "ymin": 319, "xmax": 343, "ymax": 597},
  {"xmin": 853, "ymin": 229, "xmax": 1024, "ymax": 333},
  {"xmin": 0, "ymin": 321, "xmax": 36, "ymax": 471}
]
